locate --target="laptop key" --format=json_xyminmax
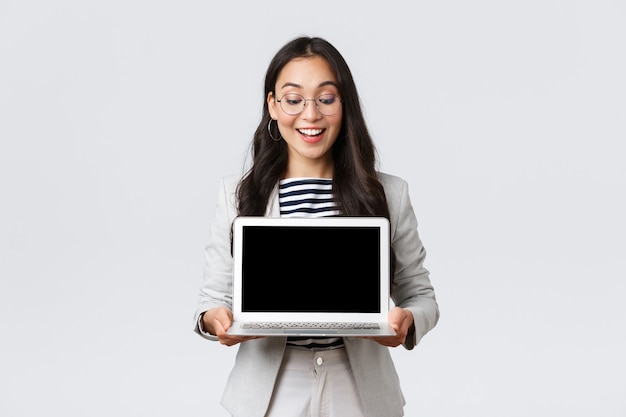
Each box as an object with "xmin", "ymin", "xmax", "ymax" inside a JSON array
[{"xmin": 241, "ymin": 322, "xmax": 380, "ymax": 330}]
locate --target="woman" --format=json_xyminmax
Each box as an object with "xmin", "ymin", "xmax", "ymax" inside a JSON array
[{"xmin": 194, "ymin": 36, "xmax": 439, "ymax": 417}]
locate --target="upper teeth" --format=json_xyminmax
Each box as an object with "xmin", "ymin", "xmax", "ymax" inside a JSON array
[{"xmin": 298, "ymin": 128, "xmax": 323, "ymax": 136}]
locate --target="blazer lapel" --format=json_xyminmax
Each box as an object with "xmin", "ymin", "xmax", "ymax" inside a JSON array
[{"xmin": 265, "ymin": 182, "xmax": 280, "ymax": 216}]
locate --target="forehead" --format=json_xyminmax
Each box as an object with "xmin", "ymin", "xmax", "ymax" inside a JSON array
[{"xmin": 276, "ymin": 55, "xmax": 337, "ymax": 89}]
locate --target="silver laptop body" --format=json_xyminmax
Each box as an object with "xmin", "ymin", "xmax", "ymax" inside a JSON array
[{"xmin": 227, "ymin": 216, "xmax": 396, "ymax": 337}]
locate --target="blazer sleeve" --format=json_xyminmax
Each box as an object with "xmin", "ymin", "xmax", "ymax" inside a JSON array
[
  {"xmin": 193, "ymin": 176, "xmax": 239, "ymax": 340},
  {"xmin": 381, "ymin": 173, "xmax": 440, "ymax": 350}
]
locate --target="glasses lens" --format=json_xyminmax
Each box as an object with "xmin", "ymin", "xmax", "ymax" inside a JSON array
[
  {"xmin": 279, "ymin": 93, "xmax": 305, "ymax": 115},
  {"xmin": 316, "ymin": 94, "xmax": 340, "ymax": 115},
  {"xmin": 278, "ymin": 93, "xmax": 342, "ymax": 116}
]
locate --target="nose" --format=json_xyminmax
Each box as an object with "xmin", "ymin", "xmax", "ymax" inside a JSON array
[{"xmin": 300, "ymin": 99, "xmax": 322, "ymax": 120}]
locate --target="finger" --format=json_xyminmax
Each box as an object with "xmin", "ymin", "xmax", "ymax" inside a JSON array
[
  {"xmin": 214, "ymin": 311, "xmax": 234, "ymax": 333},
  {"xmin": 387, "ymin": 308, "xmax": 403, "ymax": 330},
  {"xmin": 391, "ymin": 312, "xmax": 412, "ymax": 337}
]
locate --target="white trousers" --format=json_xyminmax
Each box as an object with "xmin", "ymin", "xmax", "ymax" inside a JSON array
[{"xmin": 264, "ymin": 347, "xmax": 366, "ymax": 417}]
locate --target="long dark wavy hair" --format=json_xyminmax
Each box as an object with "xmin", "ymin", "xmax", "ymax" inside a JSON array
[{"xmin": 237, "ymin": 36, "xmax": 391, "ymax": 221}]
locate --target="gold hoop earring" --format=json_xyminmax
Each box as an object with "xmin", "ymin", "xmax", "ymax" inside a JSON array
[{"xmin": 268, "ymin": 119, "xmax": 282, "ymax": 142}]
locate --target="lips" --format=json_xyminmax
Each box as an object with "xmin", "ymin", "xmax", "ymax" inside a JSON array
[
  {"xmin": 296, "ymin": 128, "xmax": 326, "ymax": 144},
  {"xmin": 294, "ymin": 127, "xmax": 326, "ymax": 144}
]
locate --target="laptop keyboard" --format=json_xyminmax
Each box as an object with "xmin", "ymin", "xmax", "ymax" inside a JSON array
[{"xmin": 241, "ymin": 322, "xmax": 380, "ymax": 330}]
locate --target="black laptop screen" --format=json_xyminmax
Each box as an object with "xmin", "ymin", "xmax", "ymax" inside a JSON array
[{"xmin": 241, "ymin": 225, "xmax": 382, "ymax": 313}]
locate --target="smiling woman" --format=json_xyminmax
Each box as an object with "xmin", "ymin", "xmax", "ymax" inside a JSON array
[
  {"xmin": 268, "ymin": 55, "xmax": 344, "ymax": 177},
  {"xmin": 194, "ymin": 36, "xmax": 439, "ymax": 417}
]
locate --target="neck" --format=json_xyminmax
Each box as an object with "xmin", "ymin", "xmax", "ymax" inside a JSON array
[{"xmin": 284, "ymin": 158, "xmax": 333, "ymax": 179}]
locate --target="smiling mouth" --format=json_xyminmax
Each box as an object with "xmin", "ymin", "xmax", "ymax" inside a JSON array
[{"xmin": 297, "ymin": 128, "xmax": 324, "ymax": 137}]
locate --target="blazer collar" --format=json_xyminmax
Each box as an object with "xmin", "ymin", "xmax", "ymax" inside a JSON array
[{"xmin": 265, "ymin": 182, "xmax": 281, "ymax": 217}]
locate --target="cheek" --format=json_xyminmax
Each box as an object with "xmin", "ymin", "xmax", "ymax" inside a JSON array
[
  {"xmin": 330, "ymin": 114, "xmax": 343, "ymax": 131},
  {"xmin": 277, "ymin": 113, "xmax": 296, "ymax": 127}
]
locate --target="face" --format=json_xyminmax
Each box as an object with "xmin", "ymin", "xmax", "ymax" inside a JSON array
[{"xmin": 268, "ymin": 55, "xmax": 343, "ymax": 178}]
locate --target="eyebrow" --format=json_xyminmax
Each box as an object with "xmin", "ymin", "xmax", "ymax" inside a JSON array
[{"xmin": 280, "ymin": 80, "xmax": 339, "ymax": 89}]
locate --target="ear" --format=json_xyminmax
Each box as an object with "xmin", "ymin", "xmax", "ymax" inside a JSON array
[{"xmin": 267, "ymin": 91, "xmax": 278, "ymax": 120}]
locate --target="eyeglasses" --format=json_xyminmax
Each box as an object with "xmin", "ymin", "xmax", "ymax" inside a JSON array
[{"xmin": 275, "ymin": 93, "xmax": 342, "ymax": 116}]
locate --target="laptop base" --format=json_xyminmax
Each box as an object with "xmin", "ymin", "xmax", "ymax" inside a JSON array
[{"xmin": 227, "ymin": 321, "xmax": 396, "ymax": 337}]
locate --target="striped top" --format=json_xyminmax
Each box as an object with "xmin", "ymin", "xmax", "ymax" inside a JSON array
[
  {"xmin": 279, "ymin": 178, "xmax": 340, "ymax": 218},
  {"xmin": 279, "ymin": 178, "xmax": 343, "ymax": 350}
]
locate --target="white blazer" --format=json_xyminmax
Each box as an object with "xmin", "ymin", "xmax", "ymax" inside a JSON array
[{"xmin": 194, "ymin": 172, "xmax": 439, "ymax": 417}]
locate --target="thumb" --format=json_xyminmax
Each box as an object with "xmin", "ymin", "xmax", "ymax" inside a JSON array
[
  {"xmin": 215, "ymin": 308, "xmax": 234, "ymax": 332},
  {"xmin": 388, "ymin": 307, "xmax": 403, "ymax": 329}
]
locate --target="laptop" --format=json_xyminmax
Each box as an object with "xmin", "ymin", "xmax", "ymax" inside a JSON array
[{"xmin": 227, "ymin": 216, "xmax": 396, "ymax": 337}]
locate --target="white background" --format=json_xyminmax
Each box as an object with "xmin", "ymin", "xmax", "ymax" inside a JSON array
[{"xmin": 1, "ymin": 1, "xmax": 625, "ymax": 416}]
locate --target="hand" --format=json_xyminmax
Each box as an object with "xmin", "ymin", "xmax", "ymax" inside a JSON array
[
  {"xmin": 363, "ymin": 307, "xmax": 414, "ymax": 347},
  {"xmin": 202, "ymin": 306, "xmax": 264, "ymax": 346}
]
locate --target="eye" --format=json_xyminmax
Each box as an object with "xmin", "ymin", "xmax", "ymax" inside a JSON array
[
  {"xmin": 283, "ymin": 94, "xmax": 304, "ymax": 105},
  {"xmin": 318, "ymin": 94, "xmax": 337, "ymax": 105}
]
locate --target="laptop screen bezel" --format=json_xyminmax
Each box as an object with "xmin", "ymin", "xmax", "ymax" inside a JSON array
[{"xmin": 231, "ymin": 216, "xmax": 391, "ymax": 323}]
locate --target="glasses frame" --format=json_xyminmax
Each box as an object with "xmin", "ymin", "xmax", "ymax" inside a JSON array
[{"xmin": 275, "ymin": 93, "xmax": 343, "ymax": 116}]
